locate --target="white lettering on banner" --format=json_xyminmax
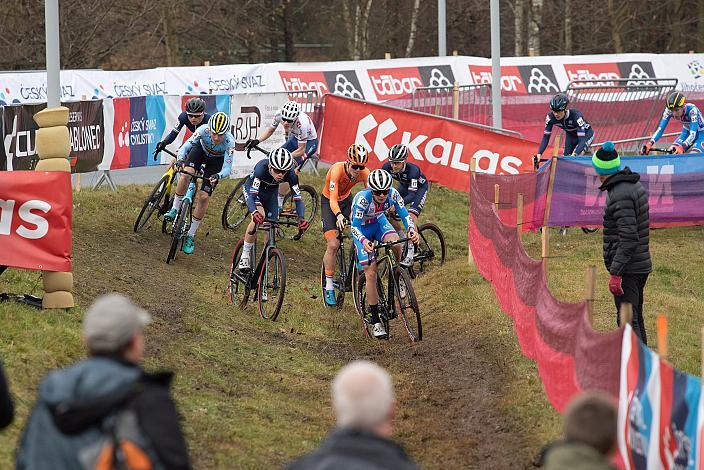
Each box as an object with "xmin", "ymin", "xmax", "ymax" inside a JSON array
[
  {"xmin": 207, "ymin": 75, "xmax": 265, "ymax": 92},
  {"xmin": 470, "ymin": 71, "xmax": 522, "ymax": 92},
  {"xmin": 0, "ymin": 199, "xmax": 50, "ymax": 239},
  {"xmin": 567, "ymin": 69, "xmax": 619, "ymax": 86},
  {"xmin": 282, "ymin": 77, "xmax": 329, "ymax": 94},
  {"xmin": 355, "ymin": 114, "xmax": 398, "ymax": 159},
  {"xmin": 646, "ymin": 165, "xmax": 674, "ymax": 209},
  {"xmin": 472, "ymin": 150, "xmax": 521, "ymax": 174},
  {"xmin": 371, "ymin": 75, "xmax": 422, "ymax": 97},
  {"xmin": 68, "ymin": 111, "xmax": 83, "ymax": 123},
  {"xmin": 129, "ymin": 118, "xmax": 157, "ymax": 146},
  {"xmin": 70, "ymin": 125, "xmax": 102, "ymax": 152},
  {"xmin": 3, "ymin": 115, "xmax": 36, "ymax": 161},
  {"xmin": 425, "ymin": 138, "xmax": 451, "ymax": 165}
]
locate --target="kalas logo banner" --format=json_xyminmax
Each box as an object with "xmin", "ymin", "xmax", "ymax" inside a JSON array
[
  {"xmin": 319, "ymin": 94, "xmax": 535, "ymax": 193},
  {"xmin": 0, "ymin": 171, "xmax": 72, "ymax": 272},
  {"xmin": 469, "ymin": 65, "xmax": 559, "ymax": 95},
  {"xmin": 279, "ymin": 70, "xmax": 365, "ymax": 99}
]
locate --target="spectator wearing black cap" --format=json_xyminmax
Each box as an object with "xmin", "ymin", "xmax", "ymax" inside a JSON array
[
  {"xmin": 17, "ymin": 293, "xmax": 191, "ymax": 470},
  {"xmin": 592, "ymin": 141, "xmax": 652, "ymax": 344},
  {"xmin": 0, "ymin": 358, "xmax": 13, "ymax": 429}
]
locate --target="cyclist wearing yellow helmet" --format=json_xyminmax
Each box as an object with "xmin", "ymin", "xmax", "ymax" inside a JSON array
[{"xmin": 641, "ymin": 91, "xmax": 704, "ymax": 155}]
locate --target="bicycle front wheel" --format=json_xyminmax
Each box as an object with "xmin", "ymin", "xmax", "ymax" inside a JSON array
[
  {"xmin": 258, "ymin": 248, "xmax": 287, "ymax": 321},
  {"xmin": 412, "ymin": 223, "xmax": 446, "ymax": 276},
  {"xmin": 222, "ymin": 178, "xmax": 250, "ymax": 230},
  {"xmin": 134, "ymin": 174, "xmax": 169, "ymax": 232},
  {"xmin": 393, "ymin": 267, "xmax": 422, "ymax": 341},
  {"xmin": 228, "ymin": 239, "xmax": 251, "ymax": 309},
  {"xmin": 281, "ymin": 184, "xmax": 319, "ymax": 237},
  {"xmin": 167, "ymin": 200, "xmax": 190, "ymax": 264}
]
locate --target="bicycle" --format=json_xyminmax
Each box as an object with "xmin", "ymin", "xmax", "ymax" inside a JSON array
[
  {"xmin": 166, "ymin": 169, "xmax": 207, "ymax": 264},
  {"xmin": 319, "ymin": 223, "xmax": 359, "ymax": 310},
  {"xmin": 354, "ymin": 238, "xmax": 422, "ymax": 342},
  {"xmin": 133, "ymin": 148, "xmax": 178, "ymax": 233},
  {"xmin": 221, "ymin": 144, "xmax": 319, "ymax": 234},
  {"xmin": 388, "ymin": 211, "xmax": 446, "ymax": 278},
  {"xmin": 228, "ymin": 218, "xmax": 303, "ymax": 321}
]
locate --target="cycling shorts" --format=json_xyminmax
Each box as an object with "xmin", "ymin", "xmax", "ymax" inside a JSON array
[
  {"xmin": 405, "ymin": 184, "xmax": 429, "ymax": 216},
  {"xmin": 563, "ymin": 129, "xmax": 595, "ymax": 156},
  {"xmin": 321, "ymin": 195, "xmax": 352, "ymax": 240},
  {"xmin": 354, "ymin": 216, "xmax": 396, "ymax": 268},
  {"xmin": 185, "ymin": 145, "xmax": 223, "ymax": 195},
  {"xmin": 281, "ymin": 135, "xmax": 318, "ymax": 167},
  {"xmin": 242, "ymin": 182, "xmax": 279, "ymax": 220}
]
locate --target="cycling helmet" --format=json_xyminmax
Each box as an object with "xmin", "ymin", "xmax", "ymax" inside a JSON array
[
  {"xmin": 347, "ymin": 144, "xmax": 369, "ymax": 166},
  {"xmin": 388, "ymin": 144, "xmax": 409, "ymax": 162},
  {"xmin": 208, "ymin": 112, "xmax": 230, "ymax": 135},
  {"xmin": 666, "ymin": 91, "xmax": 685, "ymax": 109},
  {"xmin": 185, "ymin": 97, "xmax": 206, "ymax": 114},
  {"xmin": 549, "ymin": 93, "xmax": 569, "ymax": 112},
  {"xmin": 368, "ymin": 169, "xmax": 393, "ymax": 192},
  {"xmin": 269, "ymin": 148, "xmax": 294, "ymax": 171},
  {"xmin": 280, "ymin": 101, "xmax": 301, "ymax": 122}
]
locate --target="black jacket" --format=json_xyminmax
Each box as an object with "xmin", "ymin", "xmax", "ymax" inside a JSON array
[
  {"xmin": 599, "ymin": 167, "xmax": 652, "ymax": 275},
  {"xmin": 0, "ymin": 359, "xmax": 13, "ymax": 429},
  {"xmin": 285, "ymin": 427, "xmax": 420, "ymax": 470}
]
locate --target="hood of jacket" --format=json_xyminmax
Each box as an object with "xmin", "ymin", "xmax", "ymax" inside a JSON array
[{"xmin": 599, "ymin": 167, "xmax": 640, "ymax": 191}]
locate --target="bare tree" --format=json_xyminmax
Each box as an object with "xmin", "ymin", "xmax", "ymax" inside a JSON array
[
  {"xmin": 564, "ymin": 0, "xmax": 572, "ymax": 54},
  {"xmin": 283, "ymin": 0, "xmax": 296, "ymax": 61},
  {"xmin": 512, "ymin": 0, "xmax": 525, "ymax": 56},
  {"xmin": 528, "ymin": 0, "xmax": 543, "ymax": 55},
  {"xmin": 405, "ymin": 0, "xmax": 422, "ymax": 57},
  {"xmin": 342, "ymin": 0, "xmax": 374, "ymax": 59}
]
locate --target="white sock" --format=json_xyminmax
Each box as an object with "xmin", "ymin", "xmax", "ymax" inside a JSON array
[
  {"xmin": 187, "ymin": 217, "xmax": 201, "ymax": 237},
  {"xmin": 325, "ymin": 275, "xmax": 334, "ymax": 290},
  {"xmin": 242, "ymin": 241, "xmax": 254, "ymax": 261},
  {"xmin": 278, "ymin": 194, "xmax": 285, "ymax": 208},
  {"xmin": 406, "ymin": 241, "xmax": 415, "ymax": 256},
  {"xmin": 172, "ymin": 194, "xmax": 184, "ymax": 211}
]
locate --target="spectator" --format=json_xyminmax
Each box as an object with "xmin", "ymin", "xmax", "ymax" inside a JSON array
[
  {"xmin": 592, "ymin": 141, "xmax": 652, "ymax": 344},
  {"xmin": 0, "ymin": 358, "xmax": 13, "ymax": 429},
  {"xmin": 541, "ymin": 391, "xmax": 618, "ymax": 470},
  {"xmin": 286, "ymin": 360, "xmax": 419, "ymax": 470},
  {"xmin": 16, "ymin": 293, "xmax": 191, "ymax": 470}
]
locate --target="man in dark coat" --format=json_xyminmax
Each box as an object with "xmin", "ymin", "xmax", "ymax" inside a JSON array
[
  {"xmin": 286, "ymin": 360, "xmax": 419, "ymax": 470},
  {"xmin": 592, "ymin": 141, "xmax": 652, "ymax": 344}
]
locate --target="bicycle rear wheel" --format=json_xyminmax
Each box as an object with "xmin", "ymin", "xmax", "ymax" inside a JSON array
[
  {"xmin": 393, "ymin": 267, "xmax": 422, "ymax": 341},
  {"xmin": 280, "ymin": 184, "xmax": 318, "ymax": 237},
  {"xmin": 258, "ymin": 248, "xmax": 287, "ymax": 321},
  {"xmin": 222, "ymin": 178, "xmax": 250, "ymax": 230},
  {"xmin": 228, "ymin": 239, "xmax": 251, "ymax": 309},
  {"xmin": 355, "ymin": 271, "xmax": 387, "ymax": 339},
  {"xmin": 166, "ymin": 200, "xmax": 190, "ymax": 264},
  {"xmin": 134, "ymin": 174, "xmax": 169, "ymax": 232},
  {"xmin": 411, "ymin": 223, "xmax": 446, "ymax": 277}
]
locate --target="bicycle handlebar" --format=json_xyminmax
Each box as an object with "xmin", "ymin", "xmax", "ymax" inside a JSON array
[
  {"xmin": 650, "ymin": 147, "xmax": 675, "ymax": 154},
  {"xmin": 153, "ymin": 147, "xmax": 179, "ymax": 161},
  {"xmin": 245, "ymin": 143, "xmax": 311, "ymax": 171},
  {"xmin": 373, "ymin": 237, "xmax": 411, "ymax": 252}
]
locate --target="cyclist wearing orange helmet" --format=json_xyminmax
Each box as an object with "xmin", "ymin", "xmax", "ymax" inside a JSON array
[{"xmin": 320, "ymin": 144, "xmax": 371, "ymax": 307}]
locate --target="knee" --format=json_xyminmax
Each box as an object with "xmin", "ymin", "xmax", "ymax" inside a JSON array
[{"xmin": 327, "ymin": 238, "xmax": 340, "ymax": 252}]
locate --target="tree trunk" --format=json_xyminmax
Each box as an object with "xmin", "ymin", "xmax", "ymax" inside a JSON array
[
  {"xmin": 282, "ymin": 0, "xmax": 295, "ymax": 61},
  {"xmin": 359, "ymin": 0, "xmax": 374, "ymax": 59},
  {"xmin": 699, "ymin": 0, "xmax": 704, "ymax": 52},
  {"xmin": 405, "ymin": 0, "xmax": 421, "ymax": 57},
  {"xmin": 528, "ymin": 0, "xmax": 543, "ymax": 56},
  {"xmin": 513, "ymin": 0, "xmax": 525, "ymax": 56},
  {"xmin": 163, "ymin": 0, "xmax": 177, "ymax": 66},
  {"xmin": 564, "ymin": 0, "xmax": 571, "ymax": 54},
  {"xmin": 607, "ymin": 0, "xmax": 623, "ymax": 53}
]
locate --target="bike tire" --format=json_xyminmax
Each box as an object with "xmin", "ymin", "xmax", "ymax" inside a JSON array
[
  {"xmin": 280, "ymin": 184, "xmax": 319, "ymax": 237},
  {"xmin": 258, "ymin": 248, "xmax": 287, "ymax": 321},
  {"xmin": 228, "ymin": 239, "xmax": 251, "ymax": 309},
  {"xmin": 134, "ymin": 174, "xmax": 169, "ymax": 232},
  {"xmin": 393, "ymin": 267, "xmax": 422, "ymax": 342},
  {"xmin": 581, "ymin": 227, "xmax": 599, "ymax": 234},
  {"xmin": 166, "ymin": 200, "xmax": 190, "ymax": 264},
  {"xmin": 355, "ymin": 271, "xmax": 387, "ymax": 339},
  {"xmin": 411, "ymin": 223, "xmax": 446, "ymax": 277},
  {"xmin": 222, "ymin": 178, "xmax": 250, "ymax": 230}
]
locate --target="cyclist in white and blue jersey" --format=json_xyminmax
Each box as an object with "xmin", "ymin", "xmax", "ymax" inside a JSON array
[
  {"xmin": 164, "ymin": 112, "xmax": 235, "ymax": 255},
  {"xmin": 237, "ymin": 148, "xmax": 310, "ymax": 271},
  {"xmin": 535, "ymin": 93, "xmax": 594, "ymax": 161},
  {"xmin": 155, "ymin": 97, "xmax": 211, "ymax": 153},
  {"xmin": 351, "ymin": 169, "xmax": 419, "ymax": 339},
  {"xmin": 641, "ymin": 91, "xmax": 704, "ymax": 155}
]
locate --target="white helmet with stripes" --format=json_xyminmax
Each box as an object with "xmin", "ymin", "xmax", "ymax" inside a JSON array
[
  {"xmin": 269, "ymin": 148, "xmax": 294, "ymax": 171},
  {"xmin": 280, "ymin": 101, "xmax": 301, "ymax": 122},
  {"xmin": 368, "ymin": 169, "xmax": 393, "ymax": 192}
]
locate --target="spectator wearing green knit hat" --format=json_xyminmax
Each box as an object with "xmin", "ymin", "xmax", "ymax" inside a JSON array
[{"xmin": 593, "ymin": 142, "xmax": 652, "ymax": 344}]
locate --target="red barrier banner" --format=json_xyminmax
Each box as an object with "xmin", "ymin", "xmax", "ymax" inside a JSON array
[
  {"xmin": 319, "ymin": 94, "xmax": 537, "ymax": 192},
  {"xmin": 0, "ymin": 171, "xmax": 72, "ymax": 272}
]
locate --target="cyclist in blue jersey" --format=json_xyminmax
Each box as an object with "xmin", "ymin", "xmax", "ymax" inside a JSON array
[
  {"xmin": 155, "ymin": 97, "xmax": 210, "ymax": 153},
  {"xmin": 351, "ymin": 169, "xmax": 419, "ymax": 339},
  {"xmin": 535, "ymin": 93, "xmax": 594, "ymax": 162},
  {"xmin": 641, "ymin": 91, "xmax": 704, "ymax": 155},
  {"xmin": 381, "ymin": 144, "xmax": 429, "ymax": 267},
  {"xmin": 164, "ymin": 112, "xmax": 235, "ymax": 254},
  {"xmin": 237, "ymin": 148, "xmax": 310, "ymax": 271}
]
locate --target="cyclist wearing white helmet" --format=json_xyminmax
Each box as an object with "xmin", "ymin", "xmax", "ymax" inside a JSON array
[
  {"xmin": 237, "ymin": 148, "xmax": 309, "ymax": 271},
  {"xmin": 350, "ymin": 169, "xmax": 419, "ymax": 339},
  {"xmin": 381, "ymin": 144, "xmax": 430, "ymax": 267},
  {"xmin": 164, "ymin": 111, "xmax": 235, "ymax": 255}
]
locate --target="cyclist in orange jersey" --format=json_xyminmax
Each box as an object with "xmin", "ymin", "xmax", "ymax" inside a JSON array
[{"xmin": 321, "ymin": 144, "xmax": 370, "ymax": 307}]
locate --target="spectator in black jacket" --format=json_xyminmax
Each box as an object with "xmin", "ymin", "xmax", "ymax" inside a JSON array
[
  {"xmin": 286, "ymin": 360, "xmax": 419, "ymax": 470},
  {"xmin": 0, "ymin": 358, "xmax": 13, "ymax": 429},
  {"xmin": 592, "ymin": 142, "xmax": 652, "ymax": 344}
]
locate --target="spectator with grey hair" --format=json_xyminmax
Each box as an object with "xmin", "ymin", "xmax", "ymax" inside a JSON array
[
  {"xmin": 286, "ymin": 360, "xmax": 419, "ymax": 470},
  {"xmin": 17, "ymin": 293, "xmax": 191, "ymax": 470}
]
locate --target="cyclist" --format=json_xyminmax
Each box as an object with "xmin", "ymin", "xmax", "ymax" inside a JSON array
[
  {"xmin": 164, "ymin": 112, "xmax": 234, "ymax": 255},
  {"xmin": 381, "ymin": 144, "xmax": 429, "ymax": 267},
  {"xmin": 155, "ymin": 97, "xmax": 210, "ymax": 153},
  {"xmin": 244, "ymin": 100, "xmax": 318, "ymax": 209},
  {"xmin": 237, "ymin": 148, "xmax": 309, "ymax": 271},
  {"xmin": 640, "ymin": 91, "xmax": 704, "ymax": 155},
  {"xmin": 321, "ymin": 144, "xmax": 371, "ymax": 307},
  {"xmin": 534, "ymin": 93, "xmax": 594, "ymax": 164},
  {"xmin": 351, "ymin": 169, "xmax": 419, "ymax": 340}
]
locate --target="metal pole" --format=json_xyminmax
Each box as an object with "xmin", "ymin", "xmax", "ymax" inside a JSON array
[
  {"xmin": 45, "ymin": 0, "xmax": 61, "ymax": 108},
  {"xmin": 490, "ymin": 0, "xmax": 502, "ymax": 128},
  {"xmin": 438, "ymin": 0, "xmax": 446, "ymax": 56}
]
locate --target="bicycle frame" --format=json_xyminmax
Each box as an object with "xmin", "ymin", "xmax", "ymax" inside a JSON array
[
  {"xmin": 244, "ymin": 218, "xmax": 301, "ymax": 289},
  {"xmin": 336, "ymin": 229, "xmax": 357, "ymax": 292}
]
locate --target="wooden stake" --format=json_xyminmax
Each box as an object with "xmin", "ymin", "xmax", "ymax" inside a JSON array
[
  {"xmin": 541, "ymin": 155, "xmax": 559, "ymax": 276},
  {"xmin": 541, "ymin": 227, "xmax": 550, "ymax": 261},
  {"xmin": 516, "ymin": 193, "xmax": 524, "ymax": 240},
  {"xmin": 453, "ymin": 50, "xmax": 459, "ymax": 56},
  {"xmin": 494, "ymin": 184, "xmax": 500, "ymax": 206},
  {"xmin": 585, "ymin": 266, "xmax": 596, "ymax": 325},
  {"xmin": 203, "ymin": 60, "xmax": 210, "ymax": 66},
  {"xmin": 384, "ymin": 52, "xmax": 391, "ymax": 60},
  {"xmin": 619, "ymin": 303, "xmax": 633, "ymax": 328},
  {"xmin": 452, "ymin": 81, "xmax": 460, "ymax": 120},
  {"xmin": 657, "ymin": 315, "xmax": 668, "ymax": 360}
]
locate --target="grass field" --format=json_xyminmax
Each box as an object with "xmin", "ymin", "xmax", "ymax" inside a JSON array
[{"xmin": 1, "ymin": 175, "xmax": 702, "ymax": 468}]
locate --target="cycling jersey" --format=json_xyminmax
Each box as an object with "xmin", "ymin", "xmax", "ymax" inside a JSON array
[
  {"xmin": 322, "ymin": 162, "xmax": 370, "ymax": 215},
  {"xmin": 177, "ymin": 124, "xmax": 234, "ymax": 180},
  {"xmin": 537, "ymin": 108, "xmax": 594, "ymax": 155},
  {"xmin": 381, "ymin": 161, "xmax": 429, "ymax": 215},
  {"xmin": 650, "ymin": 103, "xmax": 704, "ymax": 152},
  {"xmin": 162, "ymin": 111, "xmax": 211, "ymax": 146},
  {"xmin": 270, "ymin": 111, "xmax": 317, "ymax": 142},
  {"xmin": 244, "ymin": 158, "xmax": 304, "ymax": 219}
]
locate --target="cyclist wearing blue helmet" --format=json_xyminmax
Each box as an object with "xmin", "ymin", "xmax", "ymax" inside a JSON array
[{"xmin": 535, "ymin": 93, "xmax": 594, "ymax": 163}]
